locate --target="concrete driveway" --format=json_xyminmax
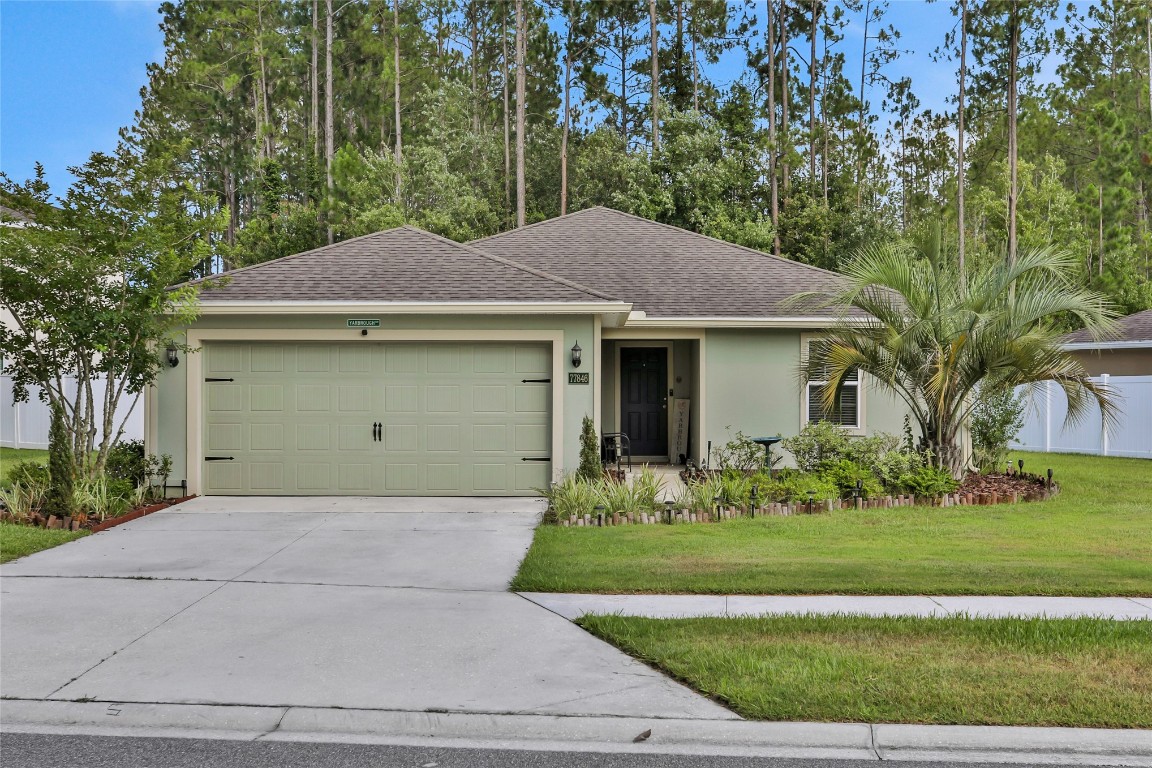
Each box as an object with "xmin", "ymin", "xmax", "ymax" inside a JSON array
[{"xmin": 0, "ymin": 497, "xmax": 733, "ymax": 720}]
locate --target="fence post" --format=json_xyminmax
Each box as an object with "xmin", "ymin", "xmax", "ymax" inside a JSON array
[
  {"xmin": 1043, "ymin": 380, "xmax": 1052, "ymax": 453},
  {"xmin": 1100, "ymin": 373, "xmax": 1110, "ymax": 456}
]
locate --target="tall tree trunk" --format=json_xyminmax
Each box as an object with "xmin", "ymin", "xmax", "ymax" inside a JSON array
[
  {"xmin": 781, "ymin": 0, "xmax": 791, "ymax": 195},
  {"xmin": 515, "ymin": 0, "xmax": 526, "ymax": 228},
  {"xmin": 809, "ymin": 0, "xmax": 817, "ymax": 192},
  {"xmin": 562, "ymin": 51, "xmax": 571, "ymax": 216},
  {"xmin": 1147, "ymin": 15, "xmax": 1152, "ymax": 125},
  {"xmin": 503, "ymin": 5, "xmax": 511, "ymax": 216},
  {"xmin": 768, "ymin": 0, "xmax": 780, "ymax": 256},
  {"xmin": 675, "ymin": 1, "xmax": 684, "ymax": 106},
  {"xmin": 1006, "ymin": 0, "xmax": 1019, "ymax": 269},
  {"xmin": 957, "ymin": 0, "xmax": 968, "ymax": 281},
  {"xmin": 619, "ymin": 17, "xmax": 628, "ymax": 148},
  {"xmin": 325, "ymin": 0, "xmax": 333, "ymax": 245},
  {"xmin": 691, "ymin": 13, "xmax": 699, "ymax": 111},
  {"xmin": 470, "ymin": 4, "xmax": 480, "ymax": 134},
  {"xmin": 393, "ymin": 0, "xmax": 403, "ymax": 199},
  {"xmin": 256, "ymin": 1, "xmax": 273, "ymax": 159},
  {"xmin": 311, "ymin": 0, "xmax": 319, "ymax": 159},
  {"xmin": 821, "ymin": 29, "xmax": 829, "ymax": 204},
  {"xmin": 856, "ymin": 0, "xmax": 870, "ymax": 206},
  {"xmin": 650, "ymin": 0, "xmax": 659, "ymax": 153}
]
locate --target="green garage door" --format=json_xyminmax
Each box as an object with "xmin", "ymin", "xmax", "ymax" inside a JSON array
[{"xmin": 202, "ymin": 342, "xmax": 552, "ymax": 495}]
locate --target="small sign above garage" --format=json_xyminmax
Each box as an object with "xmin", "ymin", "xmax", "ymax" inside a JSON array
[{"xmin": 347, "ymin": 319, "xmax": 381, "ymax": 328}]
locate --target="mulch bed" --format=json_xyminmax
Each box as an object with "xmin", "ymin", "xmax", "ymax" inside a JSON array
[
  {"xmin": 957, "ymin": 470, "xmax": 1055, "ymax": 502},
  {"xmin": 1, "ymin": 495, "xmax": 197, "ymax": 533}
]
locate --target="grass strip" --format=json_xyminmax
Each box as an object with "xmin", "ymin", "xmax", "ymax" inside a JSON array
[
  {"xmin": 0, "ymin": 522, "xmax": 88, "ymax": 563},
  {"xmin": 577, "ymin": 613, "xmax": 1152, "ymax": 728}
]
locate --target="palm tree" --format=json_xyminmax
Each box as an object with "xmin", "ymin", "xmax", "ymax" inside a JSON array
[{"xmin": 790, "ymin": 232, "xmax": 1119, "ymax": 478}]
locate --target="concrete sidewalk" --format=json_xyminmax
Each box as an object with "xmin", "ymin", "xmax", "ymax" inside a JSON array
[{"xmin": 519, "ymin": 592, "xmax": 1152, "ymax": 620}]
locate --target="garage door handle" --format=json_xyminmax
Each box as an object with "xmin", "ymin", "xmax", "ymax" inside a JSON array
[
  {"xmin": 205, "ymin": 378, "xmax": 234, "ymax": 382},
  {"xmin": 205, "ymin": 456, "xmax": 235, "ymax": 461},
  {"xmin": 521, "ymin": 378, "xmax": 551, "ymax": 383},
  {"xmin": 373, "ymin": 422, "xmax": 381, "ymax": 442},
  {"xmin": 521, "ymin": 457, "xmax": 551, "ymax": 462}
]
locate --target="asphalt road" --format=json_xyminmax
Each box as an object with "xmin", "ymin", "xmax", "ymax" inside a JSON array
[{"xmin": 0, "ymin": 733, "xmax": 1119, "ymax": 768}]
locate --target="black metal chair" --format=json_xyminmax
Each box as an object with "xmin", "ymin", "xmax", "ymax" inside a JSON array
[{"xmin": 601, "ymin": 432, "xmax": 633, "ymax": 473}]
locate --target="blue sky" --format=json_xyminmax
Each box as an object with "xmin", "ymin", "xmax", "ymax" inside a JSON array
[{"xmin": 1, "ymin": 0, "xmax": 960, "ymax": 194}]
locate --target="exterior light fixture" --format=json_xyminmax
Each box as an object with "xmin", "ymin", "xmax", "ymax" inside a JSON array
[
  {"xmin": 570, "ymin": 341, "xmax": 582, "ymax": 368},
  {"xmin": 166, "ymin": 344, "xmax": 180, "ymax": 368}
]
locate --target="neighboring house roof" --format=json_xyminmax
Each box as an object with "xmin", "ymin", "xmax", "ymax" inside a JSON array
[
  {"xmin": 184, "ymin": 225, "xmax": 623, "ymax": 307},
  {"xmin": 469, "ymin": 206, "xmax": 850, "ymax": 320},
  {"xmin": 1063, "ymin": 309, "xmax": 1152, "ymax": 347},
  {"xmin": 0, "ymin": 204, "xmax": 32, "ymax": 224}
]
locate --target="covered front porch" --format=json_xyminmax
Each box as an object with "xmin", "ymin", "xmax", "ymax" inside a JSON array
[{"xmin": 598, "ymin": 330, "xmax": 704, "ymax": 467}]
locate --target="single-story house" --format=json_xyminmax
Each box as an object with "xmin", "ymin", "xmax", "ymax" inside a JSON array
[
  {"xmin": 149, "ymin": 207, "xmax": 911, "ymax": 496},
  {"xmin": 1062, "ymin": 309, "xmax": 1152, "ymax": 376}
]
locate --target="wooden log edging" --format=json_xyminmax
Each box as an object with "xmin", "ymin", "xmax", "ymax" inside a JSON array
[{"xmin": 554, "ymin": 484, "xmax": 1061, "ymax": 526}]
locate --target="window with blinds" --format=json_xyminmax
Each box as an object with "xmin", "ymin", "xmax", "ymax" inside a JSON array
[{"xmin": 805, "ymin": 341, "xmax": 861, "ymax": 428}]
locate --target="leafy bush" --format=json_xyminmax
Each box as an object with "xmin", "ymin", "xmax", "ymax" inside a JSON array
[
  {"xmin": 780, "ymin": 422, "xmax": 850, "ymax": 472},
  {"xmin": 760, "ymin": 469, "xmax": 839, "ymax": 503},
  {"xmin": 627, "ymin": 467, "xmax": 665, "ymax": 510},
  {"xmin": 675, "ymin": 475, "xmax": 726, "ymax": 512},
  {"xmin": 896, "ymin": 465, "xmax": 960, "ymax": 498},
  {"xmin": 596, "ymin": 476, "xmax": 659, "ymax": 517},
  {"xmin": 842, "ymin": 433, "xmax": 902, "ymax": 468},
  {"xmin": 871, "ymin": 448, "xmax": 929, "ymax": 491},
  {"xmin": 712, "ymin": 428, "xmax": 776, "ymax": 473},
  {"xmin": 971, "ymin": 387, "xmax": 1026, "ymax": 472},
  {"xmin": 5, "ymin": 461, "xmax": 50, "ymax": 491},
  {"xmin": 819, "ymin": 458, "xmax": 883, "ymax": 499},
  {"xmin": 105, "ymin": 439, "xmax": 147, "ymax": 486},
  {"xmin": 44, "ymin": 403, "xmax": 75, "ymax": 518}
]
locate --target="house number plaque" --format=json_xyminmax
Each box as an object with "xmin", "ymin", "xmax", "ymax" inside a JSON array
[{"xmin": 568, "ymin": 372, "xmax": 590, "ymax": 385}]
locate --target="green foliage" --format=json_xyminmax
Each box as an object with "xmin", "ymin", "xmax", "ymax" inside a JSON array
[
  {"xmin": 105, "ymin": 439, "xmax": 173, "ymax": 499},
  {"xmin": 781, "ymin": 421, "xmax": 850, "ymax": 473},
  {"xmin": 43, "ymin": 403, "xmax": 75, "ymax": 519},
  {"xmin": 538, "ymin": 474, "xmax": 600, "ymax": 521},
  {"xmin": 577, "ymin": 416, "xmax": 600, "ymax": 482},
  {"xmin": 0, "ymin": 483, "xmax": 42, "ymax": 522},
  {"xmin": 4, "ymin": 461, "xmax": 50, "ymax": 492},
  {"xmin": 793, "ymin": 232, "xmax": 1119, "ymax": 477},
  {"xmin": 72, "ymin": 475, "xmax": 131, "ymax": 523},
  {"xmin": 819, "ymin": 459, "xmax": 884, "ymax": 499},
  {"xmin": 712, "ymin": 428, "xmax": 773, "ymax": 473},
  {"xmin": 972, "ymin": 387, "xmax": 1027, "ymax": 472},
  {"xmin": 897, "ymin": 465, "xmax": 960, "ymax": 498},
  {"xmin": 760, "ymin": 470, "xmax": 840, "ymax": 504}
]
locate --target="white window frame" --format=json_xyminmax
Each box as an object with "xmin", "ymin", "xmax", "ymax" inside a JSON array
[{"xmin": 800, "ymin": 333, "xmax": 866, "ymax": 435}]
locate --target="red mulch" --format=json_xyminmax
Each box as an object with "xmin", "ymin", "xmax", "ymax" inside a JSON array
[{"xmin": 957, "ymin": 471, "xmax": 1053, "ymax": 501}]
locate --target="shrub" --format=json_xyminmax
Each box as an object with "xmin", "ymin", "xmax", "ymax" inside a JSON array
[
  {"xmin": 761, "ymin": 469, "xmax": 839, "ymax": 503},
  {"xmin": 73, "ymin": 475, "xmax": 131, "ymax": 522},
  {"xmin": 819, "ymin": 458, "xmax": 884, "ymax": 499},
  {"xmin": 105, "ymin": 439, "xmax": 148, "ymax": 486},
  {"xmin": 5, "ymin": 461, "xmax": 50, "ymax": 491},
  {"xmin": 971, "ymin": 386, "xmax": 1026, "ymax": 472},
  {"xmin": 0, "ymin": 482, "xmax": 42, "ymax": 522},
  {"xmin": 676, "ymin": 475, "xmax": 726, "ymax": 512},
  {"xmin": 576, "ymin": 416, "xmax": 601, "ymax": 482},
  {"xmin": 872, "ymin": 448, "xmax": 928, "ymax": 490},
  {"xmin": 896, "ymin": 465, "xmax": 960, "ymax": 498},
  {"xmin": 780, "ymin": 422, "xmax": 850, "ymax": 473},
  {"xmin": 713, "ymin": 428, "xmax": 775, "ymax": 472},
  {"xmin": 44, "ymin": 403, "xmax": 75, "ymax": 518}
]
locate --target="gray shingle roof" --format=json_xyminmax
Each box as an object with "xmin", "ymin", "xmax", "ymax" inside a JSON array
[
  {"xmin": 1064, "ymin": 309, "xmax": 1152, "ymax": 344},
  {"xmin": 469, "ymin": 207, "xmax": 850, "ymax": 319},
  {"xmin": 188, "ymin": 226, "xmax": 620, "ymax": 304}
]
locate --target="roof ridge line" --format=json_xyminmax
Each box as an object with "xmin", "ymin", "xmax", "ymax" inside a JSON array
[
  {"xmin": 467, "ymin": 206, "xmax": 613, "ymax": 244},
  {"xmin": 409, "ymin": 225, "xmax": 624, "ymax": 303}
]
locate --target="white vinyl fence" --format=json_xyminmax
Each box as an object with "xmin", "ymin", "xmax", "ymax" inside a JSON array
[
  {"xmin": 1, "ymin": 375, "xmax": 142, "ymax": 450},
  {"xmin": 1011, "ymin": 375, "xmax": 1152, "ymax": 459}
]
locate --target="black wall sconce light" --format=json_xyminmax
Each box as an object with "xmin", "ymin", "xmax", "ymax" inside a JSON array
[
  {"xmin": 571, "ymin": 340, "xmax": 582, "ymax": 368},
  {"xmin": 166, "ymin": 344, "xmax": 180, "ymax": 368}
]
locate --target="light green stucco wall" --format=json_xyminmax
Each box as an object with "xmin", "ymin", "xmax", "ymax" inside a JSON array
[
  {"xmin": 703, "ymin": 329, "xmax": 914, "ymax": 467},
  {"xmin": 155, "ymin": 313, "xmax": 596, "ymax": 487}
]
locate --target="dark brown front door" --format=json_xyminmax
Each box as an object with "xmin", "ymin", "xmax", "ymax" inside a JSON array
[{"xmin": 620, "ymin": 346, "xmax": 668, "ymax": 457}]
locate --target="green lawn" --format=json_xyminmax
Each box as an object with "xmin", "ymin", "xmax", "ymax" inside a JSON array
[
  {"xmin": 578, "ymin": 613, "xmax": 1152, "ymax": 727},
  {"xmin": 512, "ymin": 451, "xmax": 1152, "ymax": 596},
  {"xmin": 0, "ymin": 447, "xmax": 49, "ymax": 482},
  {"xmin": 0, "ymin": 522, "xmax": 88, "ymax": 563}
]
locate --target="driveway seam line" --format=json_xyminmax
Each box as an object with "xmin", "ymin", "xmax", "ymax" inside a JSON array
[{"xmin": 43, "ymin": 578, "xmax": 234, "ymax": 699}]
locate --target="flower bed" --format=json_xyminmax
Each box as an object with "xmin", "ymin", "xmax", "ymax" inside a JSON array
[{"xmin": 0, "ymin": 495, "xmax": 196, "ymax": 532}]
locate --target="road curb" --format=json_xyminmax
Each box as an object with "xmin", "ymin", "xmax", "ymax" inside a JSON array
[{"xmin": 3, "ymin": 700, "xmax": 1150, "ymax": 764}]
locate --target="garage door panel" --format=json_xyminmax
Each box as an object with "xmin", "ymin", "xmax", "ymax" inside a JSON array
[
  {"xmin": 250, "ymin": 385, "xmax": 284, "ymax": 412},
  {"xmin": 250, "ymin": 423, "xmax": 284, "ymax": 451},
  {"xmin": 204, "ymin": 342, "xmax": 551, "ymax": 495},
  {"xmin": 296, "ymin": 424, "xmax": 331, "ymax": 451}
]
